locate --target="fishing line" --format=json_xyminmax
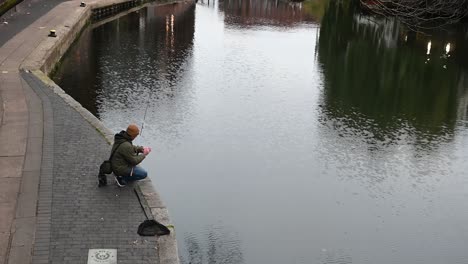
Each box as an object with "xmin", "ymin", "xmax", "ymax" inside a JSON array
[
  {"xmin": 140, "ymin": 99, "xmax": 150, "ymax": 137},
  {"xmin": 139, "ymin": 79, "xmax": 161, "ymax": 138},
  {"xmin": 140, "ymin": 80, "xmax": 152, "ymax": 138}
]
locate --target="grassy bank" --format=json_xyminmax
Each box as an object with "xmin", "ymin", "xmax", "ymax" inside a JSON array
[{"xmin": 0, "ymin": 0, "xmax": 24, "ymax": 17}]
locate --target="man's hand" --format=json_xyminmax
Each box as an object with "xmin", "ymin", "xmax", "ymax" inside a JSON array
[{"xmin": 143, "ymin": 147, "xmax": 152, "ymax": 155}]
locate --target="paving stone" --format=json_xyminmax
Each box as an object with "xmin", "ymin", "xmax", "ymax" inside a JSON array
[
  {"xmin": 0, "ymin": 203, "xmax": 15, "ymax": 232},
  {"xmin": 23, "ymin": 71, "xmax": 159, "ymax": 264},
  {"xmin": 1, "ymin": 74, "xmax": 24, "ymax": 87},
  {"xmin": 2, "ymin": 109, "xmax": 29, "ymax": 124},
  {"xmin": 0, "ymin": 178, "xmax": 20, "ymax": 204},
  {"xmin": 16, "ymin": 171, "xmax": 40, "ymax": 218},
  {"xmin": 27, "ymin": 137, "xmax": 43, "ymax": 154},
  {"xmin": 3, "ymin": 96, "xmax": 28, "ymax": 113},
  {"xmin": 0, "ymin": 157, "xmax": 23, "ymax": 178},
  {"xmin": 23, "ymin": 151, "xmax": 42, "ymax": 172},
  {"xmin": 0, "ymin": 123, "xmax": 27, "ymax": 156},
  {"xmin": 0, "ymin": 84, "xmax": 25, "ymax": 101},
  {"xmin": 28, "ymin": 111, "xmax": 44, "ymax": 125},
  {"xmin": 8, "ymin": 245, "xmax": 33, "ymax": 264},
  {"xmin": 0, "ymin": 232, "xmax": 9, "ymax": 264},
  {"xmin": 11, "ymin": 217, "xmax": 36, "ymax": 247}
]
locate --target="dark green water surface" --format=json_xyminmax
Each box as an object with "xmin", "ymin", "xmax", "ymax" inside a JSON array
[{"xmin": 53, "ymin": 0, "xmax": 468, "ymax": 263}]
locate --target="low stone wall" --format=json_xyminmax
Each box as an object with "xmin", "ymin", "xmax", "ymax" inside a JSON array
[
  {"xmin": 21, "ymin": 0, "xmax": 189, "ymax": 263},
  {"xmin": 92, "ymin": 0, "xmax": 140, "ymax": 20}
]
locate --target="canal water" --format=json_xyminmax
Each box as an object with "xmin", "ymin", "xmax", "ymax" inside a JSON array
[{"xmin": 53, "ymin": 0, "xmax": 468, "ymax": 263}]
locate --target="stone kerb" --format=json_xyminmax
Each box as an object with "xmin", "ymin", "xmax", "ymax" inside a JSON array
[
  {"xmin": 20, "ymin": 2, "xmax": 89, "ymax": 73},
  {"xmin": 20, "ymin": 1, "xmax": 180, "ymax": 264}
]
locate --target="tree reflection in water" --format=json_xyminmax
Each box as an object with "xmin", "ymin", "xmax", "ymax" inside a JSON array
[
  {"xmin": 317, "ymin": 0, "xmax": 468, "ymax": 147},
  {"xmin": 182, "ymin": 225, "xmax": 243, "ymax": 264},
  {"xmin": 219, "ymin": 0, "xmax": 322, "ymax": 28}
]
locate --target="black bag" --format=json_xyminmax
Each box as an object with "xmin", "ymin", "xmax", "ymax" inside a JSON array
[
  {"xmin": 98, "ymin": 142, "xmax": 124, "ymax": 187},
  {"xmin": 99, "ymin": 160, "xmax": 112, "ymax": 174},
  {"xmin": 137, "ymin": 220, "xmax": 171, "ymax": 236},
  {"xmin": 98, "ymin": 172, "xmax": 107, "ymax": 187}
]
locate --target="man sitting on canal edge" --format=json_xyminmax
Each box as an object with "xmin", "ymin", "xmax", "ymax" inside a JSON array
[{"xmin": 111, "ymin": 124, "xmax": 151, "ymax": 187}]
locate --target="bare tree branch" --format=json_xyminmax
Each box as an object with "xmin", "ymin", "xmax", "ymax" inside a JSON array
[{"xmin": 360, "ymin": 0, "xmax": 468, "ymax": 30}]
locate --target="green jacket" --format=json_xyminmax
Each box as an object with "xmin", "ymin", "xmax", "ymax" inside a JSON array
[{"xmin": 110, "ymin": 131, "xmax": 146, "ymax": 176}]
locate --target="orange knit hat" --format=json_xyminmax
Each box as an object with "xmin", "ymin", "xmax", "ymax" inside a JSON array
[{"xmin": 126, "ymin": 124, "xmax": 140, "ymax": 137}]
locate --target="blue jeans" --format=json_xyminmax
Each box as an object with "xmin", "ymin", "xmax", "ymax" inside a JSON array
[{"xmin": 121, "ymin": 166, "xmax": 148, "ymax": 183}]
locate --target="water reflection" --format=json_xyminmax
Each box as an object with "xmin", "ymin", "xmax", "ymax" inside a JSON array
[
  {"xmin": 52, "ymin": 27, "xmax": 100, "ymax": 114},
  {"xmin": 53, "ymin": 2, "xmax": 195, "ymax": 120},
  {"xmin": 183, "ymin": 225, "xmax": 243, "ymax": 264},
  {"xmin": 317, "ymin": 0, "xmax": 468, "ymax": 144},
  {"xmin": 315, "ymin": 0, "xmax": 468, "ymax": 196},
  {"xmin": 219, "ymin": 0, "xmax": 323, "ymax": 27}
]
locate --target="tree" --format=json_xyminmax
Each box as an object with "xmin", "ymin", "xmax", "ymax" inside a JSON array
[{"xmin": 360, "ymin": 0, "xmax": 468, "ymax": 31}]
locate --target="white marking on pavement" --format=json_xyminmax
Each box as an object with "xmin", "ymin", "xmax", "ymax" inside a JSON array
[{"xmin": 87, "ymin": 249, "xmax": 117, "ymax": 264}]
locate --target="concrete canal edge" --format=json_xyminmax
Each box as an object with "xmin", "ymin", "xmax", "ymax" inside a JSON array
[{"xmin": 20, "ymin": 0, "xmax": 193, "ymax": 263}]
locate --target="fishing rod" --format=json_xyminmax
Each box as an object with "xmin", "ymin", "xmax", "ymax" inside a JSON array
[
  {"xmin": 139, "ymin": 80, "xmax": 160, "ymax": 137},
  {"xmin": 140, "ymin": 100, "xmax": 150, "ymax": 137}
]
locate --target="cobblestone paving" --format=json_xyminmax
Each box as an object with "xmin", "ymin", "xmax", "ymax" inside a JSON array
[{"xmin": 22, "ymin": 72, "xmax": 159, "ymax": 264}]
